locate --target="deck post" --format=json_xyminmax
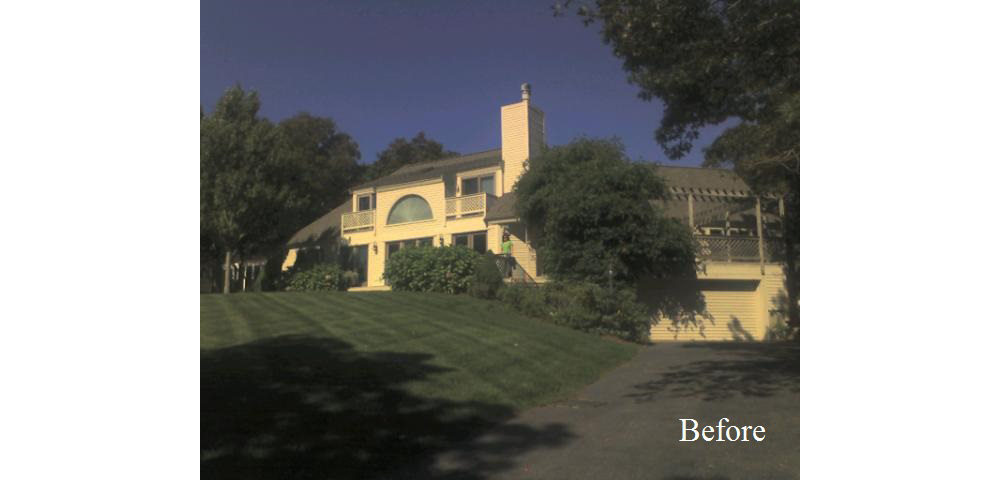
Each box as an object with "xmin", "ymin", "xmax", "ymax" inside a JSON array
[
  {"xmin": 725, "ymin": 210, "xmax": 731, "ymax": 262},
  {"xmin": 687, "ymin": 193, "xmax": 695, "ymax": 228},
  {"xmin": 756, "ymin": 196, "xmax": 766, "ymax": 274}
]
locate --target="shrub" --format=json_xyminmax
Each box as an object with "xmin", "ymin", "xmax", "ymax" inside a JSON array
[
  {"xmin": 285, "ymin": 263, "xmax": 350, "ymax": 291},
  {"xmin": 499, "ymin": 281, "xmax": 653, "ymax": 343},
  {"xmin": 341, "ymin": 270, "xmax": 360, "ymax": 289},
  {"xmin": 497, "ymin": 284, "xmax": 549, "ymax": 318},
  {"xmin": 468, "ymin": 252, "xmax": 504, "ymax": 299},
  {"xmin": 382, "ymin": 245, "xmax": 480, "ymax": 294}
]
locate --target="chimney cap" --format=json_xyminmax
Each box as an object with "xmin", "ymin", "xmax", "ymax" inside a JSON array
[{"xmin": 521, "ymin": 83, "xmax": 531, "ymax": 101}]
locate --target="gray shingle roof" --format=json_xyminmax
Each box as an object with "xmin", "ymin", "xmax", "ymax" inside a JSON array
[
  {"xmin": 286, "ymin": 199, "xmax": 352, "ymax": 248},
  {"xmin": 484, "ymin": 192, "xmax": 518, "ymax": 222},
  {"xmin": 353, "ymin": 149, "xmax": 502, "ymax": 190}
]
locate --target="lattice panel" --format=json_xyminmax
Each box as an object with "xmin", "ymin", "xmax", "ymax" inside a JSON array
[
  {"xmin": 342, "ymin": 210, "xmax": 374, "ymax": 230},
  {"xmin": 459, "ymin": 193, "xmax": 485, "ymax": 213},
  {"xmin": 696, "ymin": 235, "xmax": 767, "ymax": 262}
]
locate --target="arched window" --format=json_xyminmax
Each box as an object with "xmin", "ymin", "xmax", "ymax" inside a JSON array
[{"xmin": 386, "ymin": 195, "xmax": 433, "ymax": 224}]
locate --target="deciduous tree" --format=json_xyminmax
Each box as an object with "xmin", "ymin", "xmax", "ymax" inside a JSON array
[
  {"xmin": 562, "ymin": 0, "xmax": 800, "ymax": 329},
  {"xmin": 366, "ymin": 132, "xmax": 458, "ymax": 181},
  {"xmin": 276, "ymin": 113, "xmax": 364, "ymax": 217},
  {"xmin": 514, "ymin": 138, "xmax": 699, "ymax": 287},
  {"xmin": 201, "ymin": 86, "xmax": 303, "ymax": 293}
]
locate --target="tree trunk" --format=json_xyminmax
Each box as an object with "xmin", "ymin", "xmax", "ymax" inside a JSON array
[{"xmin": 223, "ymin": 250, "xmax": 232, "ymax": 295}]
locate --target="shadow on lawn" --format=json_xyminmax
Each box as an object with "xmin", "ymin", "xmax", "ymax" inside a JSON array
[
  {"xmin": 202, "ymin": 335, "xmax": 573, "ymax": 480},
  {"xmin": 628, "ymin": 342, "xmax": 799, "ymax": 402}
]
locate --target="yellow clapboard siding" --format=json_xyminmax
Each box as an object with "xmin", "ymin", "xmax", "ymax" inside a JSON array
[{"xmin": 651, "ymin": 285, "xmax": 760, "ymax": 342}]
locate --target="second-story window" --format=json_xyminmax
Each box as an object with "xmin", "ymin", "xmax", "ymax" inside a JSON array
[
  {"xmin": 357, "ymin": 193, "xmax": 375, "ymax": 211},
  {"xmin": 387, "ymin": 195, "xmax": 433, "ymax": 224},
  {"xmin": 460, "ymin": 174, "xmax": 495, "ymax": 196}
]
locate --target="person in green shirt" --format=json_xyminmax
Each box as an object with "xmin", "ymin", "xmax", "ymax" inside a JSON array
[{"xmin": 501, "ymin": 232, "xmax": 514, "ymax": 277}]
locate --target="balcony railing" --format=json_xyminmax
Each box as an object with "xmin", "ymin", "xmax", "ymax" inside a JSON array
[
  {"xmin": 695, "ymin": 235, "xmax": 785, "ymax": 263},
  {"xmin": 446, "ymin": 192, "xmax": 494, "ymax": 217},
  {"xmin": 341, "ymin": 209, "xmax": 374, "ymax": 233}
]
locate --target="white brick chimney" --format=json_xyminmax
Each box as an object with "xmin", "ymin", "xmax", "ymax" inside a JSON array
[{"xmin": 500, "ymin": 83, "xmax": 545, "ymax": 195}]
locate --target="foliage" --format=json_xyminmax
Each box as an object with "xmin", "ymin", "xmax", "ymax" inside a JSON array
[
  {"xmin": 382, "ymin": 246, "xmax": 481, "ymax": 294},
  {"xmin": 514, "ymin": 137, "xmax": 700, "ymax": 286},
  {"xmin": 342, "ymin": 270, "xmax": 360, "ymax": 289},
  {"xmin": 365, "ymin": 132, "xmax": 458, "ymax": 181},
  {"xmin": 201, "ymin": 86, "xmax": 364, "ymax": 293},
  {"xmin": 276, "ymin": 113, "xmax": 365, "ymax": 218},
  {"xmin": 498, "ymin": 281, "xmax": 653, "ymax": 343},
  {"xmin": 201, "ymin": 86, "xmax": 305, "ymax": 292},
  {"xmin": 285, "ymin": 264, "xmax": 351, "ymax": 292},
  {"xmin": 468, "ymin": 251, "xmax": 505, "ymax": 299},
  {"xmin": 563, "ymin": 0, "xmax": 800, "ymax": 326}
]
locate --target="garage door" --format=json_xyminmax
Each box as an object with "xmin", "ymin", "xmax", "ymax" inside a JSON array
[{"xmin": 649, "ymin": 279, "xmax": 760, "ymax": 341}]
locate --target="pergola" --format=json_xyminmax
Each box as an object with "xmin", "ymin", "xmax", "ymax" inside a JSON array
[{"xmin": 665, "ymin": 185, "xmax": 786, "ymax": 274}]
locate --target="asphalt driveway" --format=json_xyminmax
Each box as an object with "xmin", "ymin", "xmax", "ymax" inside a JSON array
[{"xmin": 410, "ymin": 342, "xmax": 800, "ymax": 480}]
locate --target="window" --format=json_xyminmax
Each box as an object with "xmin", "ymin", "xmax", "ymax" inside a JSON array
[
  {"xmin": 357, "ymin": 193, "xmax": 375, "ymax": 211},
  {"xmin": 453, "ymin": 231, "xmax": 488, "ymax": 254},
  {"xmin": 386, "ymin": 237, "xmax": 434, "ymax": 258},
  {"xmin": 348, "ymin": 245, "xmax": 368, "ymax": 284},
  {"xmin": 386, "ymin": 195, "xmax": 432, "ymax": 224},
  {"xmin": 460, "ymin": 174, "xmax": 495, "ymax": 196}
]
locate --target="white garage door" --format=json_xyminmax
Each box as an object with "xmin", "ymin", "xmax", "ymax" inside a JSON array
[{"xmin": 650, "ymin": 280, "xmax": 760, "ymax": 341}]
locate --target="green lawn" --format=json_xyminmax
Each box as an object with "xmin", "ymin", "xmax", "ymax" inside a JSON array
[{"xmin": 201, "ymin": 291, "xmax": 637, "ymax": 479}]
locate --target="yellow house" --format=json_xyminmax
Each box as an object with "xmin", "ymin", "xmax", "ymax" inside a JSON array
[{"xmin": 284, "ymin": 84, "xmax": 789, "ymax": 341}]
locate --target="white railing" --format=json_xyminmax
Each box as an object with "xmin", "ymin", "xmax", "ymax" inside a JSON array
[
  {"xmin": 446, "ymin": 193, "xmax": 493, "ymax": 217},
  {"xmin": 341, "ymin": 210, "xmax": 374, "ymax": 233}
]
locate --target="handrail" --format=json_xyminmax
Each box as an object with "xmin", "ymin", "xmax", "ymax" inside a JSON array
[
  {"xmin": 694, "ymin": 235, "xmax": 784, "ymax": 263},
  {"xmin": 446, "ymin": 192, "xmax": 492, "ymax": 217},
  {"xmin": 341, "ymin": 210, "xmax": 375, "ymax": 233}
]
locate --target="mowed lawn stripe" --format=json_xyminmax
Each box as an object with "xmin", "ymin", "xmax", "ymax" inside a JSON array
[
  {"xmin": 200, "ymin": 291, "xmax": 638, "ymax": 411},
  {"xmin": 386, "ymin": 292, "xmax": 612, "ymax": 373},
  {"xmin": 199, "ymin": 297, "xmax": 236, "ymax": 347},
  {"xmin": 212, "ymin": 295, "xmax": 257, "ymax": 347},
  {"xmin": 345, "ymin": 294, "xmax": 460, "ymax": 349},
  {"xmin": 263, "ymin": 292, "xmax": 369, "ymax": 337},
  {"xmin": 351, "ymin": 296, "xmax": 518, "ymax": 404},
  {"xmin": 231, "ymin": 293, "xmax": 331, "ymax": 338},
  {"xmin": 282, "ymin": 291, "xmax": 426, "ymax": 342},
  {"xmin": 369, "ymin": 293, "xmax": 587, "ymax": 404},
  {"xmin": 264, "ymin": 292, "xmax": 420, "ymax": 347},
  {"xmin": 331, "ymin": 293, "xmax": 457, "ymax": 350}
]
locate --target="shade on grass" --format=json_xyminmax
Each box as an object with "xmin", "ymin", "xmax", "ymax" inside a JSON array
[{"xmin": 201, "ymin": 291, "xmax": 637, "ymax": 479}]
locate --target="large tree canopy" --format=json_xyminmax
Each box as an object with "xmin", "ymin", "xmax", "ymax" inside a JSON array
[
  {"xmin": 566, "ymin": 0, "xmax": 800, "ymax": 329},
  {"xmin": 276, "ymin": 113, "xmax": 364, "ymax": 217},
  {"xmin": 568, "ymin": 0, "xmax": 799, "ymax": 186},
  {"xmin": 365, "ymin": 132, "xmax": 458, "ymax": 181},
  {"xmin": 514, "ymin": 138, "xmax": 699, "ymax": 286},
  {"xmin": 201, "ymin": 86, "xmax": 302, "ymax": 293},
  {"xmin": 201, "ymin": 87, "xmax": 364, "ymax": 293}
]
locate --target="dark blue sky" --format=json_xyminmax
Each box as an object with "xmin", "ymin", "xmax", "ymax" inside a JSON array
[{"xmin": 201, "ymin": 0, "xmax": 723, "ymax": 166}]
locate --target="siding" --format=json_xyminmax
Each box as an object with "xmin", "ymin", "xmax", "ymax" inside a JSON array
[
  {"xmin": 501, "ymin": 102, "xmax": 528, "ymax": 194},
  {"xmin": 645, "ymin": 263, "xmax": 787, "ymax": 341},
  {"xmin": 342, "ymin": 179, "xmax": 516, "ymax": 287},
  {"xmin": 280, "ymin": 248, "xmax": 298, "ymax": 272}
]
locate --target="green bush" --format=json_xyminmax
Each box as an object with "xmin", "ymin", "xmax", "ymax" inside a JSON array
[
  {"xmin": 383, "ymin": 245, "xmax": 480, "ymax": 294},
  {"xmin": 498, "ymin": 281, "xmax": 653, "ymax": 343},
  {"xmin": 285, "ymin": 263, "xmax": 350, "ymax": 291},
  {"xmin": 342, "ymin": 270, "xmax": 360, "ymax": 289},
  {"xmin": 497, "ymin": 284, "xmax": 549, "ymax": 318},
  {"xmin": 468, "ymin": 252, "xmax": 504, "ymax": 299}
]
